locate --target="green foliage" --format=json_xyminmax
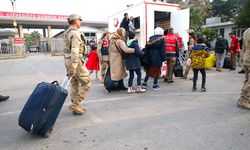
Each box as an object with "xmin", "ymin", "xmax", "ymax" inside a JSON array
[
  {"xmin": 190, "ymin": 7, "xmax": 203, "ymax": 32},
  {"xmin": 187, "ymin": 0, "xmax": 212, "ymax": 20},
  {"xmin": 31, "ymin": 31, "xmax": 41, "ymax": 43},
  {"xmin": 200, "ymin": 28, "xmax": 217, "ymax": 41},
  {"xmin": 211, "ymin": 0, "xmax": 243, "ymax": 22},
  {"xmin": 235, "ymin": 0, "xmax": 250, "ymax": 28},
  {"xmin": 25, "ymin": 31, "xmax": 41, "ymax": 48}
]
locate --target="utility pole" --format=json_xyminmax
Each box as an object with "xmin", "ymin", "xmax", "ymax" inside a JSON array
[{"xmin": 10, "ymin": 0, "xmax": 17, "ymax": 35}]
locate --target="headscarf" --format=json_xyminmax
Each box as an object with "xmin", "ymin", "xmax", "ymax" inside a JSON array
[
  {"xmin": 154, "ymin": 27, "xmax": 164, "ymax": 35},
  {"xmin": 111, "ymin": 27, "xmax": 126, "ymax": 42}
]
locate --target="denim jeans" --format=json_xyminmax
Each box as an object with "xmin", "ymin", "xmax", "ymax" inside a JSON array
[
  {"xmin": 143, "ymin": 76, "xmax": 158, "ymax": 85},
  {"xmin": 128, "ymin": 69, "xmax": 142, "ymax": 87},
  {"xmin": 216, "ymin": 52, "xmax": 226, "ymax": 68},
  {"xmin": 193, "ymin": 68, "xmax": 206, "ymax": 87}
]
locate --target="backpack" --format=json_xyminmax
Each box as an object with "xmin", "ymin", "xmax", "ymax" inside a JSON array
[{"xmin": 216, "ymin": 39, "xmax": 225, "ymax": 53}]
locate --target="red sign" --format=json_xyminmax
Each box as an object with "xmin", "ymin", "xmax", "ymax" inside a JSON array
[
  {"xmin": 14, "ymin": 38, "xmax": 25, "ymax": 44},
  {"xmin": 0, "ymin": 11, "xmax": 68, "ymax": 20}
]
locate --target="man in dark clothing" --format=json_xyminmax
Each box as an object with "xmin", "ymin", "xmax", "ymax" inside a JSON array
[
  {"xmin": 120, "ymin": 13, "xmax": 130, "ymax": 42},
  {"xmin": 120, "ymin": 13, "xmax": 129, "ymax": 32},
  {"xmin": 203, "ymin": 35, "xmax": 211, "ymax": 51}
]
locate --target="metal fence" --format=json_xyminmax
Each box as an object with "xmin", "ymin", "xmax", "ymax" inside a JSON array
[
  {"xmin": 51, "ymin": 38, "xmax": 64, "ymax": 56},
  {"xmin": 0, "ymin": 40, "xmax": 26, "ymax": 59}
]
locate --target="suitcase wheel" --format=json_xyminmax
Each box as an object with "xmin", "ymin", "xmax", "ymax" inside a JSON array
[{"xmin": 43, "ymin": 132, "xmax": 51, "ymax": 138}]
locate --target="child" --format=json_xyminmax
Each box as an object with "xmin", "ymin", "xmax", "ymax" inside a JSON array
[
  {"xmin": 85, "ymin": 45, "xmax": 100, "ymax": 79},
  {"xmin": 189, "ymin": 37, "xmax": 209, "ymax": 92},
  {"xmin": 125, "ymin": 32, "xmax": 145, "ymax": 93}
]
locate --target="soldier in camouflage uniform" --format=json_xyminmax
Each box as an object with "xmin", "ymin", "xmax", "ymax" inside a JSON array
[
  {"xmin": 64, "ymin": 14, "xmax": 91, "ymax": 115},
  {"xmin": 98, "ymin": 32, "xmax": 110, "ymax": 82},
  {"xmin": 238, "ymin": 28, "xmax": 250, "ymax": 110}
]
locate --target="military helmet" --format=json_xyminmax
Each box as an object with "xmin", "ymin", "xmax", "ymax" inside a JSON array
[{"xmin": 68, "ymin": 14, "xmax": 82, "ymax": 22}]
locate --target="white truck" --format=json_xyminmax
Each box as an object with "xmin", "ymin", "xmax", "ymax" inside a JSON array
[{"xmin": 108, "ymin": 0, "xmax": 190, "ymax": 49}]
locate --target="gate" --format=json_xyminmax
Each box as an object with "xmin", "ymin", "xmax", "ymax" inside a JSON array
[
  {"xmin": 0, "ymin": 39, "xmax": 26, "ymax": 59},
  {"xmin": 51, "ymin": 38, "xmax": 64, "ymax": 56}
]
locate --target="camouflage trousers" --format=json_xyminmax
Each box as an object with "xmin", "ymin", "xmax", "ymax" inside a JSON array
[
  {"xmin": 101, "ymin": 61, "xmax": 109, "ymax": 79},
  {"xmin": 240, "ymin": 66, "xmax": 250, "ymax": 101},
  {"xmin": 64, "ymin": 59, "xmax": 91, "ymax": 105},
  {"xmin": 166, "ymin": 57, "xmax": 176, "ymax": 81},
  {"xmin": 230, "ymin": 52, "xmax": 238, "ymax": 69}
]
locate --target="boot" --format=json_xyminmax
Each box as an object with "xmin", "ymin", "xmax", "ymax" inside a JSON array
[
  {"xmin": 127, "ymin": 87, "xmax": 136, "ymax": 94},
  {"xmin": 69, "ymin": 103, "xmax": 87, "ymax": 115},
  {"xmin": 136, "ymin": 86, "xmax": 146, "ymax": 93},
  {"xmin": 237, "ymin": 98, "xmax": 250, "ymax": 110},
  {"xmin": 0, "ymin": 95, "xmax": 9, "ymax": 102}
]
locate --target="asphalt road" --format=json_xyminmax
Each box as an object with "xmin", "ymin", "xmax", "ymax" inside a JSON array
[{"xmin": 0, "ymin": 53, "xmax": 249, "ymax": 150}]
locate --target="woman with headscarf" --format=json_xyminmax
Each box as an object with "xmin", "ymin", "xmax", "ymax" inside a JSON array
[
  {"xmin": 141, "ymin": 27, "xmax": 166, "ymax": 90},
  {"xmin": 105, "ymin": 27, "xmax": 136, "ymax": 93}
]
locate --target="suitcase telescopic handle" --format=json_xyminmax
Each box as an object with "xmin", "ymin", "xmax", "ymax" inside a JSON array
[{"xmin": 61, "ymin": 76, "xmax": 73, "ymax": 89}]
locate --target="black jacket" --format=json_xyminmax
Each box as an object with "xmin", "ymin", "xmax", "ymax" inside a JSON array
[
  {"xmin": 120, "ymin": 18, "xmax": 129, "ymax": 32},
  {"xmin": 144, "ymin": 35, "xmax": 166, "ymax": 67}
]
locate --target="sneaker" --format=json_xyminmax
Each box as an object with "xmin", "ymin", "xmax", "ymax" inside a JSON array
[
  {"xmin": 152, "ymin": 85, "xmax": 160, "ymax": 90},
  {"xmin": 201, "ymin": 86, "xmax": 206, "ymax": 92},
  {"xmin": 142, "ymin": 82, "xmax": 148, "ymax": 89},
  {"xmin": 192, "ymin": 87, "xmax": 197, "ymax": 92},
  {"xmin": 127, "ymin": 87, "xmax": 136, "ymax": 94},
  {"xmin": 136, "ymin": 86, "xmax": 146, "ymax": 93}
]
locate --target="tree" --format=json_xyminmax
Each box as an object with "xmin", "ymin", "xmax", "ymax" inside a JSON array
[
  {"xmin": 186, "ymin": 0, "xmax": 212, "ymax": 20},
  {"xmin": 31, "ymin": 31, "xmax": 41, "ymax": 46},
  {"xmin": 25, "ymin": 31, "xmax": 41, "ymax": 49},
  {"xmin": 211, "ymin": 0, "xmax": 243, "ymax": 22},
  {"xmin": 200, "ymin": 28, "xmax": 217, "ymax": 41},
  {"xmin": 189, "ymin": 6, "xmax": 203, "ymax": 32},
  {"xmin": 235, "ymin": 0, "xmax": 250, "ymax": 28}
]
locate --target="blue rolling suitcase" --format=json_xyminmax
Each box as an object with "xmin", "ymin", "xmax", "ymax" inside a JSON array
[{"xmin": 18, "ymin": 77, "xmax": 71, "ymax": 138}]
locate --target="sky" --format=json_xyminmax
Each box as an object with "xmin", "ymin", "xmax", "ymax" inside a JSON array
[{"xmin": 0, "ymin": 0, "xmax": 143, "ymax": 21}]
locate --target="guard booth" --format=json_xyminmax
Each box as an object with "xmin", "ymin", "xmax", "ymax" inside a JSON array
[{"xmin": 108, "ymin": 0, "xmax": 190, "ymax": 49}]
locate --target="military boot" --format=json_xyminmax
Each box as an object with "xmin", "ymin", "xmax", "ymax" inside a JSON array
[
  {"xmin": 69, "ymin": 103, "xmax": 87, "ymax": 115},
  {"xmin": 237, "ymin": 98, "xmax": 250, "ymax": 110}
]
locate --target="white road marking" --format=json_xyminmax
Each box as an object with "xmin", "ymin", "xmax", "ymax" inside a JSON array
[
  {"xmin": 171, "ymin": 123, "xmax": 184, "ymax": 131},
  {"xmin": 0, "ymin": 91, "xmax": 239, "ymax": 117},
  {"xmin": 87, "ymin": 110, "xmax": 104, "ymax": 123}
]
